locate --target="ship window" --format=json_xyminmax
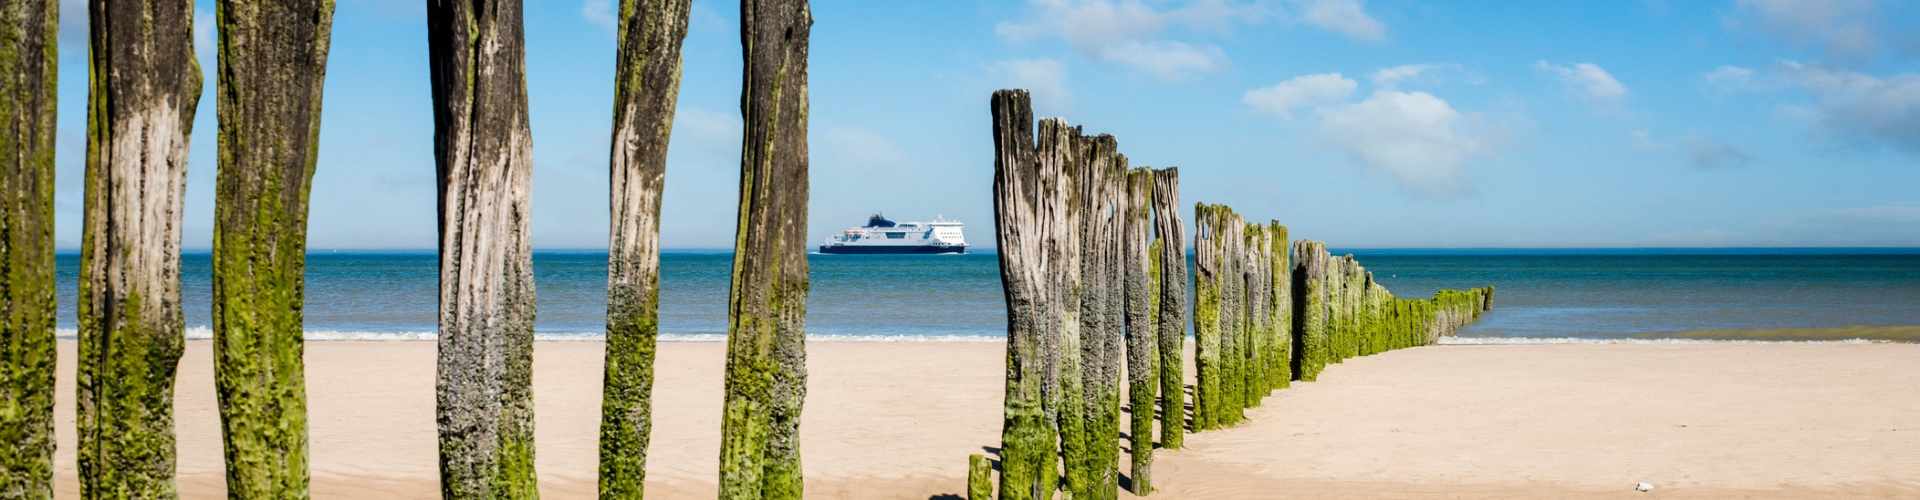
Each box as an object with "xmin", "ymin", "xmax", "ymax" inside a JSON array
[{"xmin": 886, "ymin": 232, "xmax": 906, "ymax": 239}]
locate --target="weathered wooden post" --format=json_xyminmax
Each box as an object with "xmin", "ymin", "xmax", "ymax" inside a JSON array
[
  {"xmin": 718, "ymin": 1, "xmax": 813, "ymax": 498},
  {"xmin": 1192, "ymin": 204, "xmax": 1222, "ymax": 430},
  {"xmin": 1242, "ymin": 223, "xmax": 1268, "ymax": 407},
  {"xmin": 1039, "ymin": 118, "xmax": 1085, "ymax": 500},
  {"xmin": 1217, "ymin": 215, "xmax": 1244, "ymax": 422},
  {"xmin": 1291, "ymin": 241, "xmax": 1328, "ymax": 381},
  {"xmin": 211, "ymin": 0, "xmax": 335, "ymax": 496},
  {"xmin": 990, "ymin": 89, "xmax": 1055, "ymax": 500},
  {"xmin": 1121, "ymin": 167, "xmax": 1157, "ymax": 494},
  {"xmin": 597, "ymin": 0, "xmax": 692, "ymax": 497},
  {"xmin": 1266, "ymin": 223, "xmax": 1292, "ymax": 390},
  {"xmin": 1149, "ymin": 168, "xmax": 1185, "ymax": 450},
  {"xmin": 76, "ymin": 0, "xmax": 201, "ymax": 495},
  {"xmin": 1073, "ymin": 134, "xmax": 1124, "ymax": 500},
  {"xmin": 0, "ymin": 0, "xmax": 57, "ymax": 494},
  {"xmin": 426, "ymin": 0, "xmax": 540, "ymax": 496},
  {"xmin": 969, "ymin": 454, "xmax": 995, "ymax": 500}
]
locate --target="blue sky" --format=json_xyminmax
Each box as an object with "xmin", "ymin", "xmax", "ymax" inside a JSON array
[{"xmin": 46, "ymin": 0, "xmax": 1920, "ymax": 249}]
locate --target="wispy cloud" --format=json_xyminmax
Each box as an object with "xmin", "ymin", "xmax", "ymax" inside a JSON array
[
  {"xmin": 1772, "ymin": 61, "xmax": 1920, "ymax": 154},
  {"xmin": 1243, "ymin": 73, "xmax": 1356, "ymax": 118},
  {"xmin": 583, "ymin": 0, "xmax": 616, "ymax": 33},
  {"xmin": 1293, "ymin": 0, "xmax": 1386, "ymax": 42},
  {"xmin": 996, "ymin": 0, "xmax": 1266, "ymax": 80},
  {"xmin": 1535, "ymin": 61, "xmax": 1628, "ymax": 107},
  {"xmin": 1729, "ymin": 0, "xmax": 1882, "ymax": 62},
  {"xmin": 990, "ymin": 59, "xmax": 1072, "ymax": 115},
  {"xmin": 1702, "ymin": 65, "xmax": 1757, "ymax": 90},
  {"xmin": 1370, "ymin": 63, "xmax": 1476, "ymax": 89},
  {"xmin": 1632, "ymin": 129, "xmax": 1755, "ymax": 169}
]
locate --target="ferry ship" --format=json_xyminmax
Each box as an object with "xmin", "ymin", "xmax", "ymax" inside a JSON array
[{"xmin": 818, "ymin": 214, "xmax": 967, "ymax": 254}]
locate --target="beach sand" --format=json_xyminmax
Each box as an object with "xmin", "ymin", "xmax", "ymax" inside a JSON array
[{"xmin": 48, "ymin": 339, "xmax": 1920, "ymax": 498}]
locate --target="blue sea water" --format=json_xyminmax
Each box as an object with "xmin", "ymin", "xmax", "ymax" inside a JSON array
[{"xmin": 49, "ymin": 248, "xmax": 1920, "ymax": 341}]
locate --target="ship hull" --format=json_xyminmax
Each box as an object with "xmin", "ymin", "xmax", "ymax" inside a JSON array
[{"xmin": 817, "ymin": 244, "xmax": 966, "ymax": 255}]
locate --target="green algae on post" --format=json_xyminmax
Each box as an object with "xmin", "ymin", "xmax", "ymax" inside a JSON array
[
  {"xmin": 969, "ymin": 454, "xmax": 994, "ymax": 500},
  {"xmin": 77, "ymin": 0, "xmax": 203, "ymax": 495},
  {"xmin": 718, "ymin": 2, "xmax": 814, "ymax": 498},
  {"xmin": 1121, "ymin": 167, "xmax": 1157, "ymax": 495},
  {"xmin": 597, "ymin": 0, "xmax": 693, "ymax": 497},
  {"xmin": 211, "ymin": 0, "xmax": 336, "ymax": 496},
  {"xmin": 0, "ymin": 0, "xmax": 58, "ymax": 494},
  {"xmin": 989, "ymin": 91, "xmax": 1072, "ymax": 500}
]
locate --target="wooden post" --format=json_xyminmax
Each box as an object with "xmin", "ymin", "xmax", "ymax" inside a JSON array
[
  {"xmin": 426, "ymin": 1, "xmax": 540, "ymax": 497},
  {"xmin": 989, "ymin": 89, "xmax": 1044, "ymax": 500},
  {"xmin": 597, "ymin": 0, "xmax": 692, "ymax": 497},
  {"xmin": 1191, "ymin": 204, "xmax": 1221, "ymax": 430},
  {"xmin": 211, "ymin": 0, "xmax": 334, "ymax": 496},
  {"xmin": 1073, "ymin": 134, "xmax": 1122, "ymax": 500},
  {"xmin": 0, "ymin": 0, "xmax": 57, "ymax": 494},
  {"xmin": 718, "ymin": 1, "xmax": 813, "ymax": 498},
  {"xmin": 76, "ymin": 0, "xmax": 202, "ymax": 495},
  {"xmin": 969, "ymin": 454, "xmax": 995, "ymax": 500},
  {"xmin": 1290, "ymin": 241, "xmax": 1328, "ymax": 381},
  {"xmin": 1121, "ymin": 167, "xmax": 1155, "ymax": 495},
  {"xmin": 1242, "ymin": 223, "xmax": 1267, "ymax": 407},
  {"xmin": 1216, "ymin": 213, "xmax": 1244, "ymax": 425},
  {"xmin": 1267, "ymin": 223, "xmax": 1291, "ymax": 390},
  {"xmin": 1149, "ymin": 168, "xmax": 1185, "ymax": 450}
]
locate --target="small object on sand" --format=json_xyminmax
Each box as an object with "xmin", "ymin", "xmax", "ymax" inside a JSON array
[{"xmin": 1636, "ymin": 482, "xmax": 1655, "ymax": 492}]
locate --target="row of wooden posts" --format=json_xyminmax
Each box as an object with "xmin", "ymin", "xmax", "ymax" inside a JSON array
[
  {"xmin": 0, "ymin": 1, "xmax": 816, "ymax": 498},
  {"xmin": 974, "ymin": 89, "xmax": 1496, "ymax": 498}
]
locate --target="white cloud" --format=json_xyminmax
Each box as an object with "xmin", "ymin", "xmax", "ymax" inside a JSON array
[
  {"xmin": 1773, "ymin": 61, "xmax": 1920, "ymax": 154},
  {"xmin": 990, "ymin": 59, "xmax": 1072, "ymax": 114},
  {"xmin": 1369, "ymin": 63, "xmax": 1476, "ymax": 89},
  {"xmin": 995, "ymin": 0, "xmax": 1264, "ymax": 80},
  {"xmin": 1316, "ymin": 91, "xmax": 1495, "ymax": 197},
  {"xmin": 1535, "ymin": 61, "xmax": 1627, "ymax": 106},
  {"xmin": 1294, "ymin": 0, "xmax": 1386, "ymax": 42},
  {"xmin": 1243, "ymin": 73, "xmax": 1356, "ymax": 118},
  {"xmin": 583, "ymin": 0, "xmax": 616, "ymax": 33},
  {"xmin": 1703, "ymin": 65, "xmax": 1756, "ymax": 89},
  {"xmin": 1732, "ymin": 0, "xmax": 1880, "ymax": 61}
]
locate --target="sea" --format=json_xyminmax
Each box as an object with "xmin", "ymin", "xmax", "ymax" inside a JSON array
[{"xmin": 48, "ymin": 248, "xmax": 1920, "ymax": 342}]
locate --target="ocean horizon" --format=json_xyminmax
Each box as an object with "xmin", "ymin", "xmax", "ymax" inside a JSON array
[{"xmin": 47, "ymin": 248, "xmax": 1920, "ymax": 342}]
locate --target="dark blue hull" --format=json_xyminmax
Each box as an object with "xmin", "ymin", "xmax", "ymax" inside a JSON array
[{"xmin": 818, "ymin": 244, "xmax": 966, "ymax": 255}]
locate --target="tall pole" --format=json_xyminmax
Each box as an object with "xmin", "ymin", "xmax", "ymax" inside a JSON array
[
  {"xmin": 76, "ymin": 0, "xmax": 202, "ymax": 495},
  {"xmin": 718, "ymin": 1, "xmax": 812, "ymax": 497},
  {"xmin": 425, "ymin": 0, "xmax": 539, "ymax": 496},
  {"xmin": 212, "ymin": 0, "xmax": 335, "ymax": 496},
  {"xmin": 597, "ymin": 0, "xmax": 692, "ymax": 497},
  {"xmin": 0, "ymin": 0, "xmax": 58, "ymax": 495}
]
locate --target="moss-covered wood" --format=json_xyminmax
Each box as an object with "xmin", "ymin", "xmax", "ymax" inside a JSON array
[
  {"xmin": 596, "ymin": 0, "xmax": 691, "ymax": 497},
  {"xmin": 1079, "ymin": 135, "xmax": 1125, "ymax": 500},
  {"xmin": 989, "ymin": 90, "xmax": 1071, "ymax": 500},
  {"xmin": 76, "ymin": 0, "xmax": 202, "ymax": 495},
  {"xmin": 425, "ymin": 1, "xmax": 539, "ymax": 496},
  {"xmin": 968, "ymin": 454, "xmax": 994, "ymax": 500},
  {"xmin": 1266, "ymin": 223, "xmax": 1291, "ymax": 390},
  {"xmin": 1290, "ymin": 241, "xmax": 1328, "ymax": 382},
  {"xmin": 1120, "ymin": 168, "xmax": 1155, "ymax": 495},
  {"xmin": 210, "ymin": 0, "xmax": 334, "ymax": 497},
  {"xmin": 718, "ymin": 2, "xmax": 812, "ymax": 498},
  {"xmin": 1148, "ymin": 168, "xmax": 1184, "ymax": 450},
  {"xmin": 0, "ymin": 0, "xmax": 57, "ymax": 495}
]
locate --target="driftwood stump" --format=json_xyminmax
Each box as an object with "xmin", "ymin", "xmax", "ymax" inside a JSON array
[
  {"xmin": 718, "ymin": 1, "xmax": 811, "ymax": 498},
  {"xmin": 76, "ymin": 0, "xmax": 202, "ymax": 495},
  {"xmin": 0, "ymin": 0, "xmax": 57, "ymax": 494},
  {"xmin": 597, "ymin": 0, "xmax": 691, "ymax": 497},
  {"xmin": 1121, "ymin": 167, "xmax": 1156, "ymax": 495},
  {"xmin": 425, "ymin": 1, "xmax": 539, "ymax": 496},
  {"xmin": 211, "ymin": 1, "xmax": 335, "ymax": 497}
]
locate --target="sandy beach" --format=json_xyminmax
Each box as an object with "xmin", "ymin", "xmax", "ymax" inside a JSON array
[{"xmin": 48, "ymin": 339, "xmax": 1920, "ymax": 498}]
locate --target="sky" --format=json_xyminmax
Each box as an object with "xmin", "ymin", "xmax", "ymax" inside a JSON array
[{"xmin": 44, "ymin": 0, "xmax": 1920, "ymax": 250}]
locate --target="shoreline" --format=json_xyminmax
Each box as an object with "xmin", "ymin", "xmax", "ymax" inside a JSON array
[{"xmin": 47, "ymin": 339, "xmax": 1920, "ymax": 498}]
